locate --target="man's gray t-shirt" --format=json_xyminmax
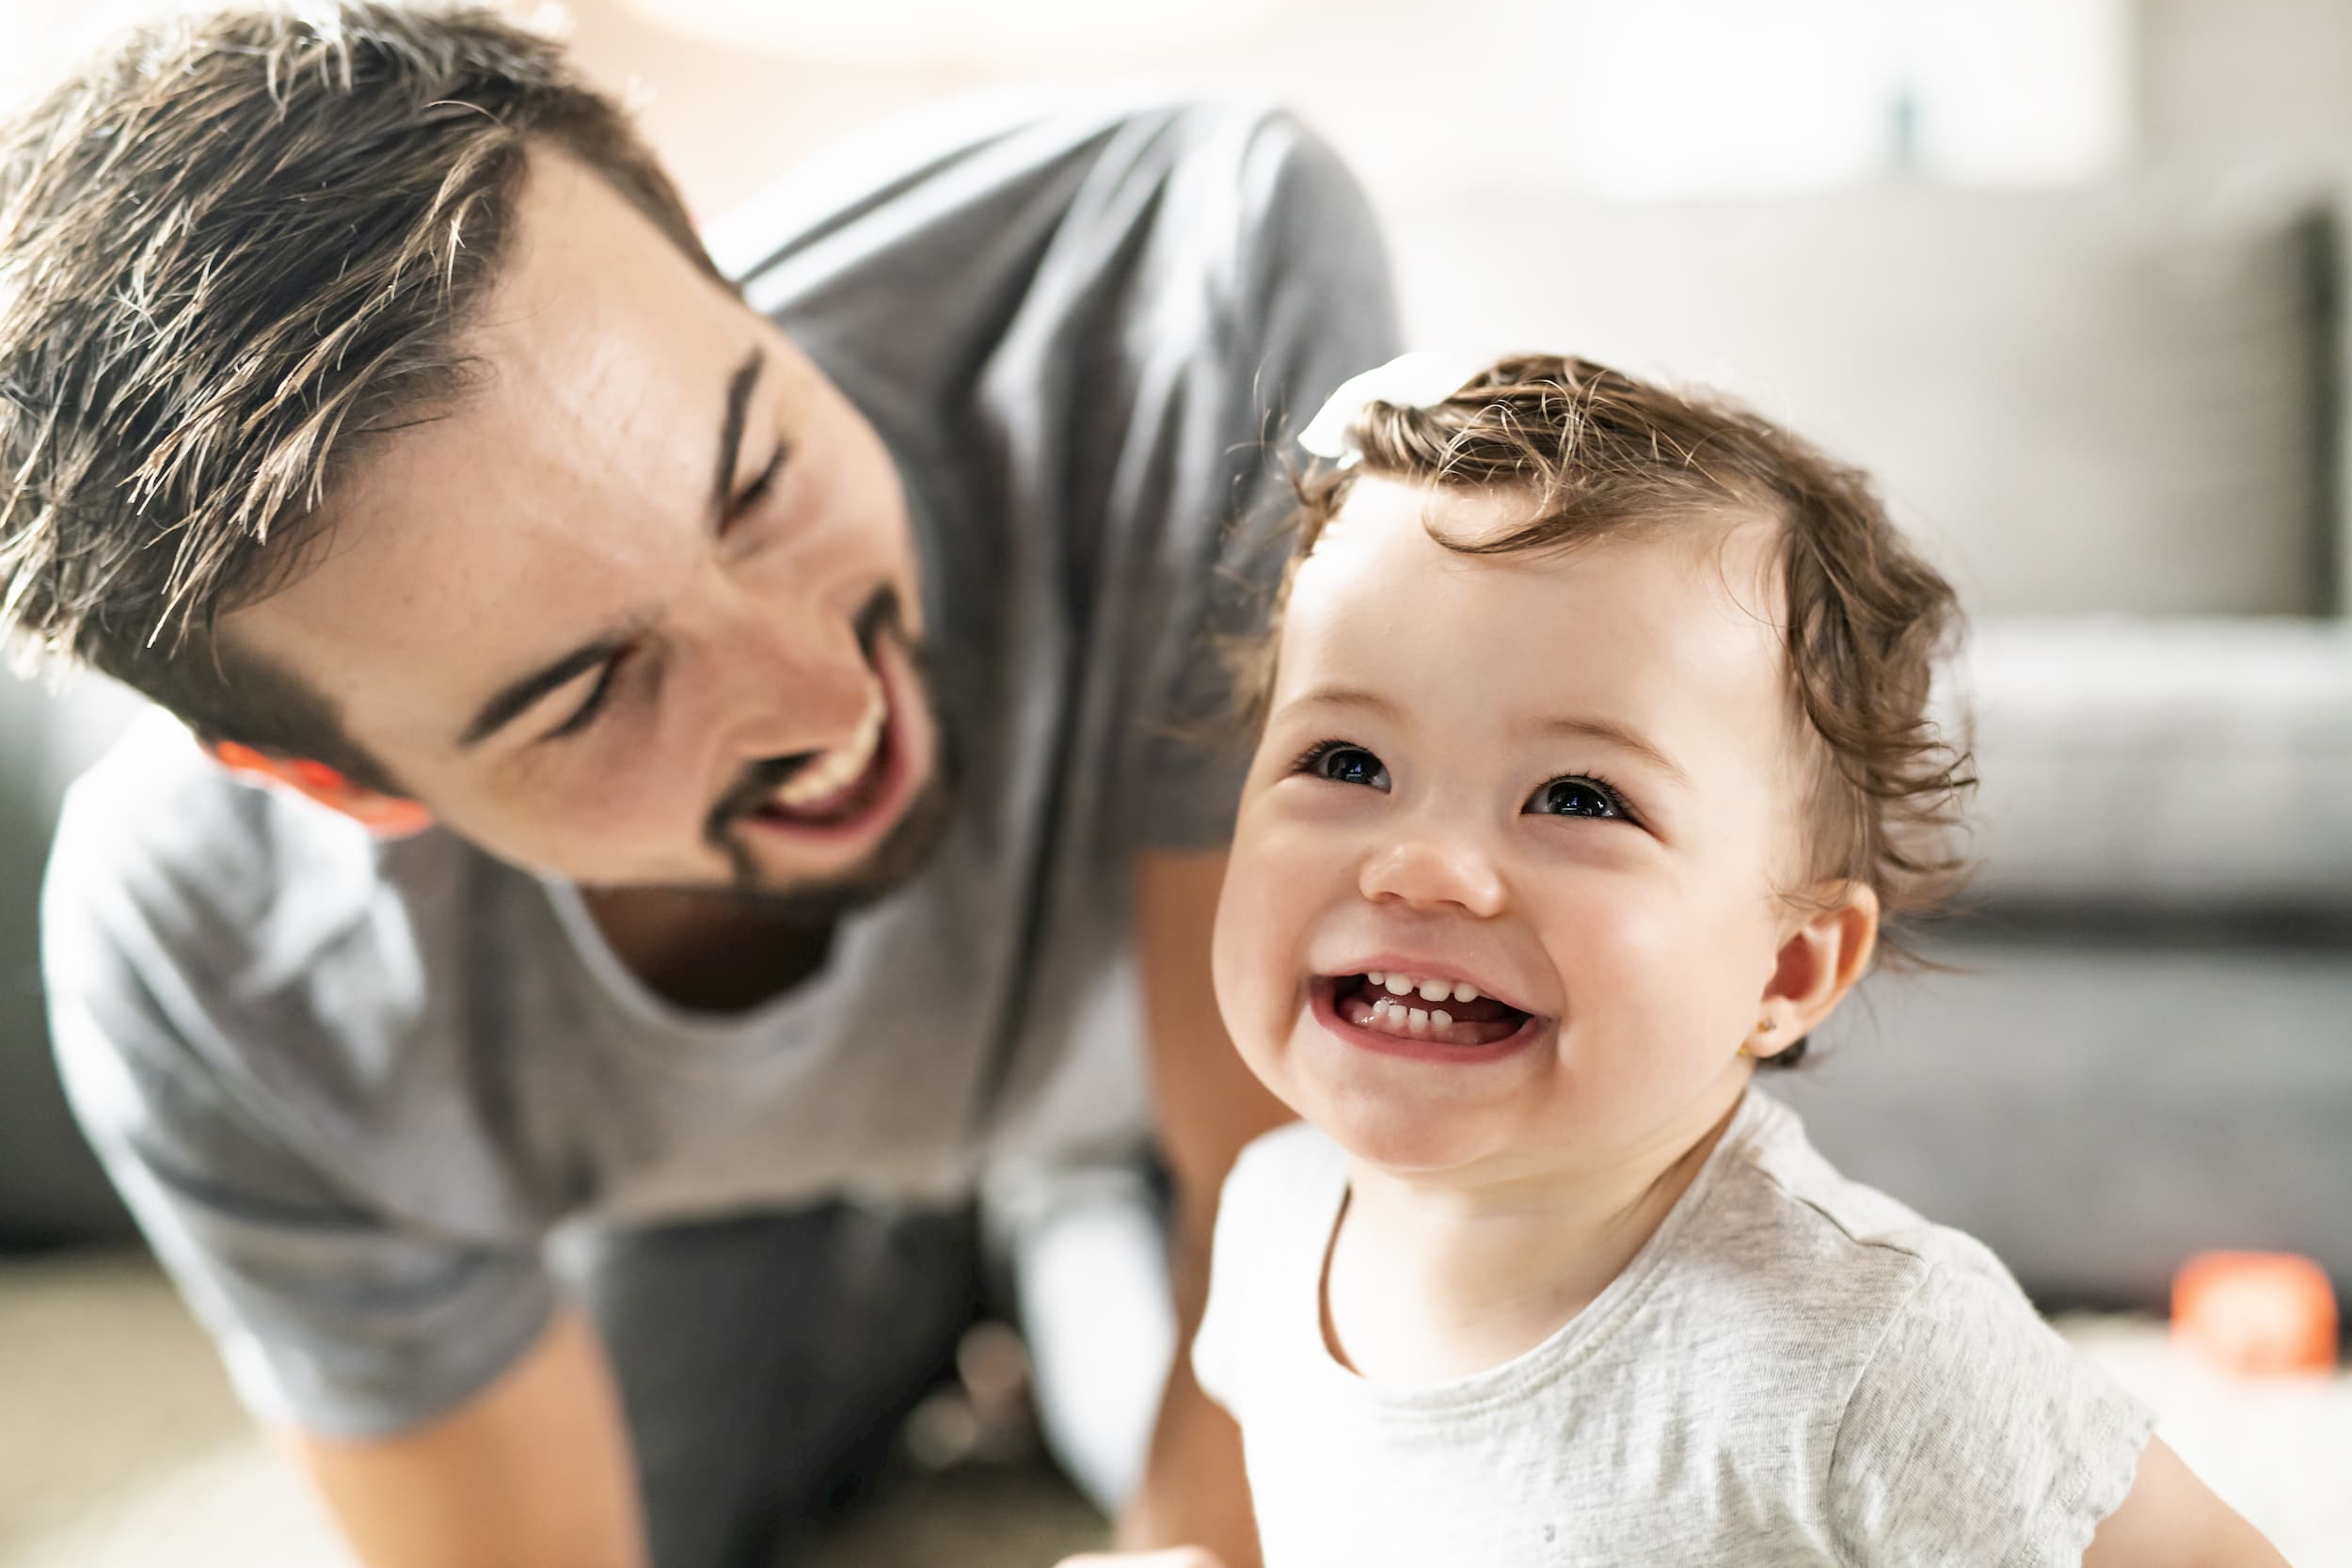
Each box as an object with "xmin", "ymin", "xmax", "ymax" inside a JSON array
[
  {"xmin": 1193, "ymin": 1094, "xmax": 2155, "ymax": 1567},
  {"xmin": 42, "ymin": 94, "xmax": 1399, "ymax": 1439}
]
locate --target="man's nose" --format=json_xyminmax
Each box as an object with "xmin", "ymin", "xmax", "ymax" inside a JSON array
[
  {"xmin": 1358, "ymin": 826, "xmax": 1508, "ymax": 919},
  {"xmin": 707, "ymin": 580, "xmax": 870, "ymax": 753}
]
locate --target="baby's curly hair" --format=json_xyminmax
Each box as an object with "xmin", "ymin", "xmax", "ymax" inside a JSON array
[{"xmin": 1246, "ymin": 355, "xmax": 1976, "ymax": 1063}]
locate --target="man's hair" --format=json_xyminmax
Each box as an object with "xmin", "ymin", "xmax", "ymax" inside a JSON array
[
  {"xmin": 0, "ymin": 2, "xmax": 718, "ymax": 792},
  {"xmin": 1248, "ymin": 355, "xmax": 1977, "ymax": 1063}
]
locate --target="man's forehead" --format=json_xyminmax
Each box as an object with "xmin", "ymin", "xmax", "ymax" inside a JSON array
[
  {"xmin": 227, "ymin": 436, "xmax": 658, "ymax": 729},
  {"xmin": 453, "ymin": 152, "xmax": 744, "ymax": 444},
  {"xmin": 222, "ymin": 154, "xmax": 759, "ymax": 739}
]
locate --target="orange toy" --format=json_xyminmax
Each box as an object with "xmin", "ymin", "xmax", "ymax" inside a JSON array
[{"xmin": 2171, "ymin": 1252, "xmax": 2340, "ymax": 1376}]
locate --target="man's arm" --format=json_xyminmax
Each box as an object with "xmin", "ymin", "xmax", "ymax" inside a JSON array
[
  {"xmin": 1112, "ymin": 848, "xmax": 1295, "ymax": 1567},
  {"xmin": 284, "ymin": 1307, "xmax": 647, "ymax": 1568},
  {"xmin": 45, "ymin": 819, "xmax": 644, "ymax": 1568}
]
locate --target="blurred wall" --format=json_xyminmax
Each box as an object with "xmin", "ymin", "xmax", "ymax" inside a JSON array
[
  {"xmin": 2141, "ymin": 0, "xmax": 2352, "ymax": 163},
  {"xmin": 559, "ymin": 0, "xmax": 2352, "ymax": 216},
  {"xmin": 5, "ymin": 0, "xmax": 2346, "ymax": 198}
]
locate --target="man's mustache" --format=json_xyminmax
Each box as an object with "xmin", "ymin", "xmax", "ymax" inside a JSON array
[{"xmin": 702, "ymin": 586, "xmax": 909, "ymax": 851}]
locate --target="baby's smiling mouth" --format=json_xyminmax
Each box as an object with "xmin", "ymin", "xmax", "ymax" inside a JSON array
[{"xmin": 1324, "ymin": 971, "xmax": 1534, "ymax": 1046}]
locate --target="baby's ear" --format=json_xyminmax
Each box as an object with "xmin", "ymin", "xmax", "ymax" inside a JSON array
[
  {"xmin": 1753, "ymin": 881, "xmax": 1880, "ymax": 1055},
  {"xmin": 205, "ymin": 740, "xmax": 435, "ymax": 839}
]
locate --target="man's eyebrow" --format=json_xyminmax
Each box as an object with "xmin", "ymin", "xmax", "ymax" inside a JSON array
[
  {"xmin": 453, "ymin": 346, "xmax": 767, "ymax": 752},
  {"xmin": 456, "ymin": 637, "xmax": 628, "ymax": 750},
  {"xmin": 711, "ymin": 344, "xmax": 764, "ymax": 521}
]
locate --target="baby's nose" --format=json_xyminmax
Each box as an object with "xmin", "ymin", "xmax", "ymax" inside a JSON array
[{"xmin": 1359, "ymin": 835, "xmax": 1507, "ymax": 918}]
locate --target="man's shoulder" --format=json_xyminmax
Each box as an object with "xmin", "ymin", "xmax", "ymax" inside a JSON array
[
  {"xmin": 60, "ymin": 712, "xmax": 367, "ymax": 926},
  {"xmin": 712, "ymin": 89, "xmax": 1376, "ymax": 404},
  {"xmin": 707, "ymin": 88, "xmax": 1330, "ymax": 286},
  {"xmin": 42, "ymin": 710, "xmax": 565, "ymax": 1205},
  {"xmin": 45, "ymin": 709, "xmax": 496, "ymax": 1026}
]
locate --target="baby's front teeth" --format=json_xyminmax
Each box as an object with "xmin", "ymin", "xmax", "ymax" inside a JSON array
[
  {"xmin": 1367, "ymin": 996, "xmax": 1454, "ymax": 1041},
  {"xmin": 1373, "ymin": 972, "xmax": 1483, "ymax": 1006}
]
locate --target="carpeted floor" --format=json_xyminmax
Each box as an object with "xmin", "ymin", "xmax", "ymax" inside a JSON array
[
  {"xmin": 3, "ymin": 1250, "xmax": 2344, "ymax": 1567},
  {"xmin": 0, "ymin": 1250, "xmax": 1105, "ymax": 1568}
]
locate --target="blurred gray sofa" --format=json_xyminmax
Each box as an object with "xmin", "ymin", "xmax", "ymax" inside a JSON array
[
  {"xmin": 7, "ymin": 172, "xmax": 2350, "ymax": 1308},
  {"xmin": 1390, "ymin": 172, "xmax": 2352, "ymax": 1306},
  {"xmin": 1, "ymin": 672, "xmax": 145, "ymax": 1243}
]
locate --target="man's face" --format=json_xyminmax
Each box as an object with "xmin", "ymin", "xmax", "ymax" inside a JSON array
[{"xmin": 225, "ymin": 150, "xmax": 945, "ymax": 902}]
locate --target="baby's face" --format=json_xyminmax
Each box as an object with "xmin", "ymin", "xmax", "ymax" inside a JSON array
[{"xmin": 1215, "ymin": 476, "xmax": 1817, "ymax": 1182}]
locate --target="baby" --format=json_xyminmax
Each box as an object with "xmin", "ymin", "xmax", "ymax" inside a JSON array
[{"xmin": 1180, "ymin": 354, "xmax": 2288, "ymax": 1566}]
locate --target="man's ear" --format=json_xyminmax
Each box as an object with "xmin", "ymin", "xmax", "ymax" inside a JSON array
[
  {"xmin": 205, "ymin": 740, "xmax": 435, "ymax": 839},
  {"xmin": 1750, "ymin": 881, "xmax": 1880, "ymax": 1059}
]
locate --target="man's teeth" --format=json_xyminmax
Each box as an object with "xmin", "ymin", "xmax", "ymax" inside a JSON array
[
  {"xmin": 1366, "ymin": 970, "xmax": 1479, "ymax": 1005},
  {"xmin": 772, "ymin": 683, "xmax": 886, "ymax": 810}
]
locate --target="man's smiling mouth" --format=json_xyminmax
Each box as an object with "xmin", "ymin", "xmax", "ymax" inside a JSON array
[
  {"xmin": 739, "ymin": 642, "xmax": 909, "ymax": 840},
  {"xmin": 704, "ymin": 585, "xmax": 923, "ymax": 852},
  {"xmin": 762, "ymin": 674, "xmax": 887, "ymax": 818}
]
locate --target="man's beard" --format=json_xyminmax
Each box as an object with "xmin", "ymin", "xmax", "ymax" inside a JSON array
[{"xmin": 695, "ymin": 586, "xmax": 958, "ymax": 922}]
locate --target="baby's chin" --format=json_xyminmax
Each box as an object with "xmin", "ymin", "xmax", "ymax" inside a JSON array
[{"xmin": 1295, "ymin": 1085, "xmax": 1531, "ymax": 1183}]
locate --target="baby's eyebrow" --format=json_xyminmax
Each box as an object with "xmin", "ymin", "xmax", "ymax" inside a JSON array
[
  {"xmin": 1524, "ymin": 715, "xmax": 1688, "ymax": 785},
  {"xmin": 1284, "ymin": 686, "xmax": 1688, "ymax": 785},
  {"xmin": 1286, "ymin": 684, "xmax": 1396, "ymax": 720}
]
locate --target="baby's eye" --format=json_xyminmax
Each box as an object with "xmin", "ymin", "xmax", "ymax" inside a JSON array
[
  {"xmin": 1525, "ymin": 776, "xmax": 1627, "ymax": 820},
  {"xmin": 1295, "ymin": 740, "xmax": 1390, "ymax": 790}
]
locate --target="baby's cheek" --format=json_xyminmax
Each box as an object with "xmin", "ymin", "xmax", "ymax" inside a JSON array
[
  {"xmin": 1207, "ymin": 901, "xmax": 1257, "ymax": 1040},
  {"xmin": 1210, "ymin": 849, "xmax": 1287, "ymax": 1037},
  {"xmin": 1652, "ymin": 895, "xmax": 1780, "ymax": 1052},
  {"xmin": 1553, "ymin": 879, "xmax": 1682, "ymax": 974},
  {"xmin": 1553, "ymin": 881, "xmax": 1751, "ymax": 1034}
]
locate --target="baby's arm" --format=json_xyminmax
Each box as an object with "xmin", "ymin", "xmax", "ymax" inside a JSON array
[{"xmin": 2082, "ymin": 1436, "xmax": 2292, "ymax": 1566}]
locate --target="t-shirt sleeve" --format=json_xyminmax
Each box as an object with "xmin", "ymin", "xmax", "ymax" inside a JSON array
[
  {"xmin": 1189, "ymin": 1122, "xmax": 1320, "ymax": 1419},
  {"xmin": 1828, "ymin": 1261, "xmax": 2154, "ymax": 1568},
  {"xmin": 1121, "ymin": 105, "xmax": 1404, "ymax": 851},
  {"xmin": 41, "ymin": 799, "xmax": 557, "ymax": 1441},
  {"xmin": 1188, "ymin": 1138, "xmax": 1263, "ymax": 1418}
]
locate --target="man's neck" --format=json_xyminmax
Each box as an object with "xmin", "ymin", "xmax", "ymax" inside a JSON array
[
  {"xmin": 582, "ymin": 885, "xmax": 834, "ymax": 1015},
  {"xmin": 1321, "ymin": 1071, "xmax": 1751, "ymax": 1385}
]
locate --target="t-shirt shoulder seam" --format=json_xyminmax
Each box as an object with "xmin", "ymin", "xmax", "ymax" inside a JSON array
[
  {"xmin": 1744, "ymin": 1155, "xmax": 1939, "ymax": 1268},
  {"xmin": 1824, "ymin": 1259, "xmax": 1945, "ymax": 1568}
]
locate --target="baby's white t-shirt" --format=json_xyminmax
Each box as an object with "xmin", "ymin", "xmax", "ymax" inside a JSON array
[{"xmin": 1193, "ymin": 1090, "xmax": 2154, "ymax": 1567}]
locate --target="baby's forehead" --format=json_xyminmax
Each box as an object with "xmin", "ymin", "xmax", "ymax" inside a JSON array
[
  {"xmin": 1303, "ymin": 474, "xmax": 1534, "ymax": 553},
  {"xmin": 1297, "ymin": 475, "xmax": 1786, "ymax": 620},
  {"xmin": 1275, "ymin": 477, "xmax": 1802, "ymax": 750}
]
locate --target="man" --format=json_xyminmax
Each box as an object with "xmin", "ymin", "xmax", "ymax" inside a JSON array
[{"xmin": 2, "ymin": 5, "xmax": 1397, "ymax": 1565}]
